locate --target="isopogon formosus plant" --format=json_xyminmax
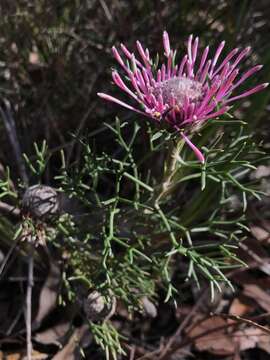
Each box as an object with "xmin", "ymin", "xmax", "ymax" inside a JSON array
[
  {"xmin": 0, "ymin": 32, "xmax": 268, "ymax": 359},
  {"xmin": 98, "ymin": 31, "xmax": 268, "ymax": 163}
]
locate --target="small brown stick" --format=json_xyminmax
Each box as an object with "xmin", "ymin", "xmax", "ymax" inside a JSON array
[
  {"xmin": 158, "ymin": 287, "xmax": 209, "ymax": 359},
  {"xmin": 159, "ymin": 312, "xmax": 270, "ymax": 360},
  {"xmin": 0, "ymin": 100, "xmax": 28, "ymax": 185},
  {"xmin": 52, "ymin": 324, "xmax": 89, "ymax": 360},
  {"xmin": 7, "ymin": 306, "xmax": 24, "ymax": 336},
  {"xmin": 0, "ymin": 200, "xmax": 20, "ymax": 217},
  {"xmin": 159, "ymin": 321, "xmax": 236, "ymax": 360},
  {"xmin": 217, "ymin": 312, "xmax": 270, "ymax": 335},
  {"xmin": 128, "ymin": 345, "xmax": 136, "ymax": 360},
  {"xmin": 0, "ymin": 238, "xmax": 20, "ymax": 277},
  {"xmin": 26, "ymin": 246, "xmax": 34, "ymax": 360},
  {"xmin": 98, "ymin": 0, "xmax": 113, "ymax": 22},
  {"xmin": 135, "ymin": 341, "xmax": 165, "ymax": 360},
  {"xmin": 238, "ymin": 241, "xmax": 270, "ymax": 272}
]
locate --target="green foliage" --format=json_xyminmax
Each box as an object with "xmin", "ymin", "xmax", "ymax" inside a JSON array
[
  {"xmin": 0, "ymin": 167, "xmax": 17, "ymax": 200},
  {"xmin": 41, "ymin": 114, "xmax": 264, "ymax": 357},
  {"xmin": 90, "ymin": 322, "xmax": 126, "ymax": 360},
  {"xmin": 23, "ymin": 140, "xmax": 49, "ymax": 178}
]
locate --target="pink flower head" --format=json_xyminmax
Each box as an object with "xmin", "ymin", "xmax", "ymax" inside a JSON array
[{"xmin": 98, "ymin": 32, "xmax": 268, "ymax": 163}]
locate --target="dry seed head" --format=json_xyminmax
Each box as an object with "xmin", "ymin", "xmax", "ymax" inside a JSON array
[
  {"xmin": 83, "ymin": 290, "xmax": 116, "ymax": 322},
  {"xmin": 22, "ymin": 185, "xmax": 59, "ymax": 220}
]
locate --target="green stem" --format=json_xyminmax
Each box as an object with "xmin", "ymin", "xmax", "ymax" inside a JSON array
[{"xmin": 154, "ymin": 138, "xmax": 185, "ymax": 206}]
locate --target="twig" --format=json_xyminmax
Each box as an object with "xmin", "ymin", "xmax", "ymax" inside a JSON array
[
  {"xmin": 0, "ymin": 238, "xmax": 20, "ymax": 277},
  {"xmin": 26, "ymin": 246, "xmax": 34, "ymax": 360},
  {"xmin": 98, "ymin": 0, "xmax": 113, "ymax": 22},
  {"xmin": 158, "ymin": 311, "xmax": 270, "ymax": 360},
  {"xmin": 0, "ymin": 99, "xmax": 28, "ymax": 185},
  {"xmin": 238, "ymin": 241, "xmax": 270, "ymax": 273},
  {"xmin": 159, "ymin": 321, "xmax": 236, "ymax": 360},
  {"xmin": 135, "ymin": 341, "xmax": 165, "ymax": 360},
  {"xmin": 129, "ymin": 345, "xmax": 136, "ymax": 360},
  {"xmin": 52, "ymin": 324, "xmax": 89, "ymax": 360},
  {"xmin": 0, "ymin": 200, "xmax": 20, "ymax": 217},
  {"xmin": 158, "ymin": 287, "xmax": 209, "ymax": 359},
  {"xmin": 7, "ymin": 306, "xmax": 24, "ymax": 336},
  {"xmin": 217, "ymin": 312, "xmax": 270, "ymax": 335}
]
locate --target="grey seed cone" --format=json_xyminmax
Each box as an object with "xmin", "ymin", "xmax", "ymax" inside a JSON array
[
  {"xmin": 22, "ymin": 185, "xmax": 59, "ymax": 220},
  {"xmin": 83, "ymin": 290, "xmax": 116, "ymax": 322}
]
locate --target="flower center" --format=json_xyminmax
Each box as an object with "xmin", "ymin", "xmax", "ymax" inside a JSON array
[{"xmin": 153, "ymin": 77, "xmax": 203, "ymax": 106}]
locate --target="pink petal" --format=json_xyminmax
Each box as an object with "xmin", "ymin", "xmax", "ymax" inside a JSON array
[
  {"xmin": 120, "ymin": 43, "xmax": 143, "ymax": 68},
  {"xmin": 196, "ymin": 46, "xmax": 209, "ymax": 79},
  {"xmin": 112, "ymin": 46, "xmax": 128, "ymax": 71},
  {"xmin": 200, "ymin": 59, "xmax": 212, "ymax": 83},
  {"xmin": 186, "ymin": 59, "xmax": 194, "ymax": 78},
  {"xmin": 136, "ymin": 69, "xmax": 147, "ymax": 93},
  {"xmin": 163, "ymin": 31, "xmax": 171, "ymax": 57},
  {"xmin": 161, "ymin": 63, "xmax": 166, "ymax": 81},
  {"xmin": 209, "ymin": 41, "xmax": 225, "ymax": 76},
  {"xmin": 225, "ymin": 83, "xmax": 269, "ymax": 103},
  {"xmin": 199, "ymin": 106, "xmax": 230, "ymax": 122},
  {"xmin": 212, "ymin": 48, "xmax": 239, "ymax": 77},
  {"xmin": 187, "ymin": 34, "xmax": 193, "ymax": 63},
  {"xmin": 167, "ymin": 53, "xmax": 172, "ymax": 78},
  {"xmin": 178, "ymin": 54, "xmax": 188, "ymax": 76},
  {"xmin": 192, "ymin": 37, "xmax": 199, "ymax": 64},
  {"xmin": 129, "ymin": 71, "xmax": 144, "ymax": 99},
  {"xmin": 230, "ymin": 47, "xmax": 251, "ymax": 72},
  {"xmin": 136, "ymin": 41, "xmax": 151, "ymax": 68},
  {"xmin": 231, "ymin": 65, "xmax": 263, "ymax": 90},
  {"xmin": 215, "ymin": 69, "xmax": 239, "ymax": 100},
  {"xmin": 197, "ymin": 81, "xmax": 219, "ymax": 114},
  {"xmin": 112, "ymin": 71, "xmax": 139, "ymax": 100},
  {"xmin": 97, "ymin": 93, "xmax": 146, "ymax": 115},
  {"xmin": 157, "ymin": 69, "xmax": 162, "ymax": 82},
  {"xmin": 181, "ymin": 133, "xmax": 205, "ymax": 163}
]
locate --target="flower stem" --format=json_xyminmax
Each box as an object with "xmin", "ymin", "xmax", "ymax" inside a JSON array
[{"xmin": 154, "ymin": 138, "xmax": 184, "ymax": 206}]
